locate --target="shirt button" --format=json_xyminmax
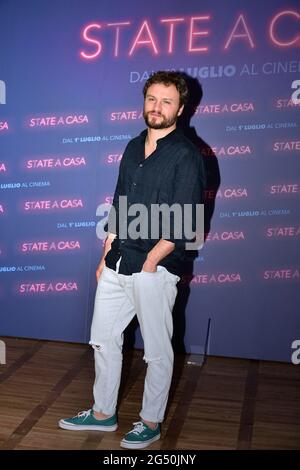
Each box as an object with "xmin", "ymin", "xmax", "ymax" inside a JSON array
[
  {"xmin": 133, "ymin": 182, "xmax": 136, "ymax": 186},
  {"xmin": 139, "ymin": 163, "xmax": 143, "ymax": 167}
]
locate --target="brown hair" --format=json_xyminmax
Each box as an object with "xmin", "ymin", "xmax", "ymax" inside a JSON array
[{"xmin": 143, "ymin": 71, "xmax": 189, "ymax": 107}]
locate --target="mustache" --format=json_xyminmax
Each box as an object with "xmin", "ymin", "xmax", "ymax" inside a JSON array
[{"xmin": 148, "ymin": 111, "xmax": 163, "ymax": 117}]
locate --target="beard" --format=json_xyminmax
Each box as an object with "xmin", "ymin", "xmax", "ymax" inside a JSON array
[{"xmin": 143, "ymin": 109, "xmax": 178, "ymax": 130}]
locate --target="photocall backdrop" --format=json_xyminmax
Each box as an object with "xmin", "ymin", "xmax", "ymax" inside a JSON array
[{"xmin": 0, "ymin": 0, "xmax": 299, "ymax": 362}]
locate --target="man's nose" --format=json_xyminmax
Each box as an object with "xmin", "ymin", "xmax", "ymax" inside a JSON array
[{"xmin": 153, "ymin": 101, "xmax": 162, "ymax": 112}]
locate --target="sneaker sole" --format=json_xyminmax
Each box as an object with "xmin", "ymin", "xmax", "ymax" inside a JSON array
[
  {"xmin": 120, "ymin": 433, "xmax": 161, "ymax": 449},
  {"xmin": 58, "ymin": 419, "xmax": 118, "ymax": 432}
]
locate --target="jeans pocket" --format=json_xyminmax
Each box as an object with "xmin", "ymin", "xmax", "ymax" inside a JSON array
[
  {"xmin": 140, "ymin": 269, "xmax": 158, "ymax": 274},
  {"xmin": 163, "ymin": 267, "xmax": 180, "ymax": 284}
]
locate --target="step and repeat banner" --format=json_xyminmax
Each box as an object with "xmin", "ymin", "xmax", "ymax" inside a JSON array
[{"xmin": 0, "ymin": 0, "xmax": 299, "ymax": 361}]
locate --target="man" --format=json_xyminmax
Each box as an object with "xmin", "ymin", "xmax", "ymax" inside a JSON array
[{"xmin": 59, "ymin": 71, "xmax": 205, "ymax": 449}]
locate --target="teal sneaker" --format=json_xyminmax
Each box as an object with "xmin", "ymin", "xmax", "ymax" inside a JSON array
[
  {"xmin": 58, "ymin": 409, "xmax": 118, "ymax": 431},
  {"xmin": 120, "ymin": 421, "xmax": 161, "ymax": 449}
]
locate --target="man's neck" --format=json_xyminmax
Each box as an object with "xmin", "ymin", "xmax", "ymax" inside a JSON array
[{"xmin": 146, "ymin": 124, "xmax": 176, "ymax": 148}]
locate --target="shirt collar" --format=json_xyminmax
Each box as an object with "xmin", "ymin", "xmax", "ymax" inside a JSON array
[{"xmin": 139, "ymin": 127, "xmax": 180, "ymax": 146}]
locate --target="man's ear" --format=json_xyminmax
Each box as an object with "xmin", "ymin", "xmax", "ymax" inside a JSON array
[{"xmin": 177, "ymin": 105, "xmax": 184, "ymax": 117}]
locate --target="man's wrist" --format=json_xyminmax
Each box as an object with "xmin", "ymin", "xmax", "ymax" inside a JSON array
[{"xmin": 145, "ymin": 254, "xmax": 159, "ymax": 266}]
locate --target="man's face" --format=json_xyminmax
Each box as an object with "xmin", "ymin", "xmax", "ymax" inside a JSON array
[{"xmin": 143, "ymin": 83, "xmax": 184, "ymax": 130}]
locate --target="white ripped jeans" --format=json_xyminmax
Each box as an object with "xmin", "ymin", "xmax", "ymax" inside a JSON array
[{"xmin": 89, "ymin": 258, "xmax": 180, "ymax": 423}]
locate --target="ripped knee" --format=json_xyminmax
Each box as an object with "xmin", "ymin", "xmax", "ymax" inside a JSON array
[
  {"xmin": 90, "ymin": 342, "xmax": 102, "ymax": 352},
  {"xmin": 143, "ymin": 355, "xmax": 161, "ymax": 364}
]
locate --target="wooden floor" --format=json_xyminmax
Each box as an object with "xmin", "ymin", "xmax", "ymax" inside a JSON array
[{"xmin": 0, "ymin": 337, "xmax": 299, "ymax": 450}]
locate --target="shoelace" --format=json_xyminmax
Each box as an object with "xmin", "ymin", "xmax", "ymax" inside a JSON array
[
  {"xmin": 76, "ymin": 409, "xmax": 91, "ymax": 421},
  {"xmin": 131, "ymin": 421, "xmax": 147, "ymax": 435}
]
